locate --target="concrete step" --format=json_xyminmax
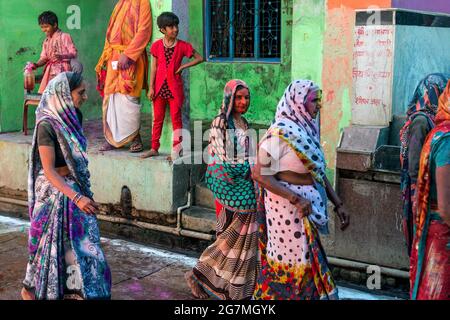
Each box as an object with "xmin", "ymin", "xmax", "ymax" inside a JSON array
[
  {"xmin": 194, "ymin": 183, "xmax": 215, "ymax": 210},
  {"xmin": 181, "ymin": 205, "xmax": 216, "ymax": 234}
]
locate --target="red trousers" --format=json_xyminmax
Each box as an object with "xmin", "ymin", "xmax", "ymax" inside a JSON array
[{"xmin": 151, "ymin": 95, "xmax": 183, "ymax": 151}]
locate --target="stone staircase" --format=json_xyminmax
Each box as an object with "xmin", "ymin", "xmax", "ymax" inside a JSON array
[{"xmin": 180, "ymin": 182, "xmax": 217, "ymax": 236}]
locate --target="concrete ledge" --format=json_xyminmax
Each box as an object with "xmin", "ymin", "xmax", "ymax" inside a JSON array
[
  {"xmin": 182, "ymin": 205, "xmax": 216, "ymax": 234},
  {"xmin": 0, "ymin": 126, "xmax": 204, "ymax": 215},
  {"xmin": 194, "ymin": 183, "xmax": 215, "ymax": 209}
]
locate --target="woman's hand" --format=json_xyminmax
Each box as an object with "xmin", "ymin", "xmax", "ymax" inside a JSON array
[
  {"xmin": 334, "ymin": 205, "xmax": 350, "ymax": 231},
  {"xmin": 289, "ymin": 194, "xmax": 312, "ymax": 218},
  {"xmin": 76, "ymin": 196, "xmax": 100, "ymax": 215}
]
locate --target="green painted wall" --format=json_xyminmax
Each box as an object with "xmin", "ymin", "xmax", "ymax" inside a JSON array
[
  {"xmin": 0, "ymin": 0, "xmax": 116, "ymax": 132},
  {"xmin": 188, "ymin": 0, "xmax": 293, "ymax": 126},
  {"xmin": 0, "ymin": 0, "xmax": 169, "ymax": 134},
  {"xmin": 291, "ymin": 0, "xmax": 325, "ymax": 84}
]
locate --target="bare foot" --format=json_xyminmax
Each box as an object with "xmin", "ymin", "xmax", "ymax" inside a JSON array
[
  {"xmin": 140, "ymin": 149, "xmax": 159, "ymax": 159},
  {"xmin": 99, "ymin": 141, "xmax": 116, "ymax": 152},
  {"xmin": 21, "ymin": 287, "xmax": 35, "ymax": 300},
  {"xmin": 184, "ymin": 270, "xmax": 208, "ymax": 299}
]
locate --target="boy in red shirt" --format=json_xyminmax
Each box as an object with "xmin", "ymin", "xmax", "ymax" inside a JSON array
[{"xmin": 142, "ymin": 12, "xmax": 204, "ymax": 160}]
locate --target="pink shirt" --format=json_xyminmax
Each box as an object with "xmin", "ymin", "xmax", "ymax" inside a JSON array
[{"xmin": 38, "ymin": 30, "xmax": 78, "ymax": 93}]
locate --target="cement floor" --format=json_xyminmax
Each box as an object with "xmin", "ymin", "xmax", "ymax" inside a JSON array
[{"xmin": 0, "ymin": 215, "xmax": 404, "ymax": 300}]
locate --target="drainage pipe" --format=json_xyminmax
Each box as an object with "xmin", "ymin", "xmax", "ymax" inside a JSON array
[
  {"xmin": 328, "ymin": 257, "xmax": 409, "ymax": 279},
  {"xmin": 1, "ymin": 196, "xmax": 408, "ymax": 278},
  {"xmin": 0, "ymin": 197, "xmax": 28, "ymax": 207},
  {"xmin": 0, "ymin": 195, "xmax": 214, "ymax": 241},
  {"xmin": 96, "ymin": 214, "xmax": 214, "ymax": 241}
]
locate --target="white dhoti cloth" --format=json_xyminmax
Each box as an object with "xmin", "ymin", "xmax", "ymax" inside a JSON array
[{"xmin": 103, "ymin": 93, "xmax": 141, "ymax": 147}]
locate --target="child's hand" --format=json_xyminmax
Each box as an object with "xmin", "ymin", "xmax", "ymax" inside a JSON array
[
  {"xmin": 147, "ymin": 88, "xmax": 155, "ymax": 100},
  {"xmin": 175, "ymin": 66, "xmax": 184, "ymax": 75}
]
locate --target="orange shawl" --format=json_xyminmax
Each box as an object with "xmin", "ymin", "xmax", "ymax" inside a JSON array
[{"xmin": 95, "ymin": 0, "xmax": 152, "ymax": 97}]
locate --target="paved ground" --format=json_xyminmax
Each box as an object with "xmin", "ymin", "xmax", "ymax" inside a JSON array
[{"xmin": 0, "ymin": 215, "xmax": 403, "ymax": 300}]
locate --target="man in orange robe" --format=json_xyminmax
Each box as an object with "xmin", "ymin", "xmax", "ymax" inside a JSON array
[{"xmin": 96, "ymin": 0, "xmax": 152, "ymax": 152}]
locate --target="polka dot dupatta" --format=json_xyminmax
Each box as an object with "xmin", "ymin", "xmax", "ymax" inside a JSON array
[{"xmin": 253, "ymin": 80, "xmax": 338, "ymax": 300}]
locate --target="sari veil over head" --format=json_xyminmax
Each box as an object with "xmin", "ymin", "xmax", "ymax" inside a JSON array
[
  {"xmin": 253, "ymin": 80, "xmax": 338, "ymax": 300},
  {"xmin": 29, "ymin": 72, "xmax": 92, "ymax": 203},
  {"xmin": 410, "ymin": 79, "xmax": 450, "ymax": 300},
  {"xmin": 24, "ymin": 72, "xmax": 111, "ymax": 300},
  {"xmin": 399, "ymin": 73, "xmax": 449, "ymax": 255},
  {"xmin": 206, "ymin": 79, "xmax": 257, "ymax": 212},
  {"xmin": 261, "ymin": 79, "xmax": 329, "ymax": 230}
]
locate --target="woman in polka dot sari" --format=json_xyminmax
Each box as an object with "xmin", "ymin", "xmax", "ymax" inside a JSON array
[
  {"xmin": 185, "ymin": 80, "xmax": 259, "ymax": 300},
  {"xmin": 252, "ymin": 80, "xmax": 350, "ymax": 300}
]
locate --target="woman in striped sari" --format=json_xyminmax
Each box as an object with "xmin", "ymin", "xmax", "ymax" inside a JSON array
[
  {"xmin": 185, "ymin": 79, "xmax": 259, "ymax": 300},
  {"xmin": 22, "ymin": 72, "xmax": 111, "ymax": 300}
]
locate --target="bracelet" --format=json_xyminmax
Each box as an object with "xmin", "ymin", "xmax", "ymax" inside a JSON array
[{"xmin": 72, "ymin": 193, "xmax": 83, "ymax": 205}]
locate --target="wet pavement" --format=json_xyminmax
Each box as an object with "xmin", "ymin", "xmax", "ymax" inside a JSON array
[{"xmin": 0, "ymin": 214, "xmax": 403, "ymax": 300}]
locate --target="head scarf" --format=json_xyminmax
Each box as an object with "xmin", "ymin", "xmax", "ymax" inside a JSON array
[
  {"xmin": 400, "ymin": 73, "xmax": 449, "ymax": 164},
  {"xmin": 208, "ymin": 79, "xmax": 251, "ymax": 164},
  {"xmin": 205, "ymin": 79, "xmax": 256, "ymax": 212},
  {"xmin": 28, "ymin": 72, "xmax": 92, "ymax": 207},
  {"xmin": 265, "ymin": 79, "xmax": 326, "ymax": 185},
  {"xmin": 259, "ymin": 79, "xmax": 328, "ymax": 230},
  {"xmin": 415, "ymin": 80, "xmax": 450, "ymax": 237}
]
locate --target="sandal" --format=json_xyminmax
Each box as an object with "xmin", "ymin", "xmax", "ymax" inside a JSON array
[
  {"xmin": 129, "ymin": 135, "xmax": 143, "ymax": 153},
  {"xmin": 99, "ymin": 141, "xmax": 116, "ymax": 152}
]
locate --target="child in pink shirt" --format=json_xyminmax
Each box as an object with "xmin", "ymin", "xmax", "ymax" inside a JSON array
[{"xmin": 30, "ymin": 11, "xmax": 79, "ymax": 94}]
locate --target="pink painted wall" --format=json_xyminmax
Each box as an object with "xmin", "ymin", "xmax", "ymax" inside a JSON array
[{"xmin": 321, "ymin": 0, "xmax": 391, "ymax": 180}]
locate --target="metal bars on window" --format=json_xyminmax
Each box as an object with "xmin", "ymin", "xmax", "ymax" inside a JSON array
[{"xmin": 206, "ymin": 0, "xmax": 281, "ymax": 61}]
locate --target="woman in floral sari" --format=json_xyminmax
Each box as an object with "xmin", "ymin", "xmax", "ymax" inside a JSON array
[
  {"xmin": 399, "ymin": 74, "xmax": 448, "ymax": 255},
  {"xmin": 410, "ymin": 80, "xmax": 450, "ymax": 300},
  {"xmin": 21, "ymin": 72, "xmax": 112, "ymax": 300},
  {"xmin": 252, "ymin": 80, "xmax": 349, "ymax": 300},
  {"xmin": 185, "ymin": 80, "xmax": 259, "ymax": 300}
]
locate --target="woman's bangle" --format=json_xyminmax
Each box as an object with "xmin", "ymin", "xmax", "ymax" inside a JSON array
[
  {"xmin": 72, "ymin": 193, "xmax": 83, "ymax": 205},
  {"xmin": 71, "ymin": 193, "xmax": 78, "ymax": 202}
]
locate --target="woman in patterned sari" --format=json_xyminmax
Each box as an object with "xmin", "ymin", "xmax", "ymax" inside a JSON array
[
  {"xmin": 252, "ymin": 80, "xmax": 349, "ymax": 300},
  {"xmin": 185, "ymin": 79, "xmax": 259, "ymax": 300},
  {"xmin": 21, "ymin": 72, "xmax": 112, "ymax": 300},
  {"xmin": 410, "ymin": 80, "xmax": 450, "ymax": 300},
  {"xmin": 399, "ymin": 74, "xmax": 448, "ymax": 256}
]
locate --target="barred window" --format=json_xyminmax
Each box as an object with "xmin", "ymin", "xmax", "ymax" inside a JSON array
[{"xmin": 206, "ymin": 0, "xmax": 281, "ymax": 61}]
